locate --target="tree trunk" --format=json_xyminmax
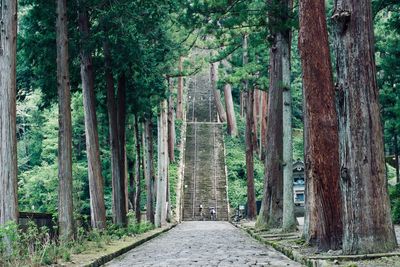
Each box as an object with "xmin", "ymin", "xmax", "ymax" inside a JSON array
[
  {"xmin": 168, "ymin": 78, "xmax": 176, "ymax": 163},
  {"xmin": 78, "ymin": 7, "xmax": 106, "ymax": 230},
  {"xmin": 56, "ymin": 0, "xmax": 74, "ymax": 240},
  {"xmin": 245, "ymin": 89, "xmax": 257, "ymax": 220},
  {"xmin": 143, "ymin": 117, "xmax": 155, "ymax": 224},
  {"xmin": 259, "ymin": 91, "xmax": 268, "ymax": 160},
  {"xmin": 176, "ymin": 57, "xmax": 184, "ymax": 120},
  {"xmin": 299, "ymin": 0, "xmax": 343, "ymax": 250},
  {"xmin": 224, "ymin": 84, "xmax": 237, "ymax": 137},
  {"xmin": 253, "ymin": 89, "xmax": 259, "ymax": 155},
  {"xmin": 0, "ymin": 0, "xmax": 18, "ymax": 227},
  {"xmin": 240, "ymin": 92, "xmax": 245, "ymax": 117},
  {"xmin": 117, "ymin": 73, "xmax": 128, "ymax": 214},
  {"xmin": 134, "ymin": 115, "xmax": 142, "ymax": 223},
  {"xmin": 210, "ymin": 62, "xmax": 227, "ymax": 122},
  {"xmin": 128, "ymin": 159, "xmax": 134, "ymax": 210},
  {"xmin": 333, "ymin": 0, "xmax": 397, "ymax": 254},
  {"xmin": 221, "ymin": 59, "xmax": 237, "ymax": 136},
  {"xmin": 256, "ymin": 34, "xmax": 284, "ymax": 230},
  {"xmin": 104, "ymin": 39, "xmax": 127, "ymax": 226},
  {"xmin": 282, "ymin": 22, "xmax": 296, "ymax": 232},
  {"xmin": 155, "ymin": 100, "xmax": 168, "ymax": 227}
]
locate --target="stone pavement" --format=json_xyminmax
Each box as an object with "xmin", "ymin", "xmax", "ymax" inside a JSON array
[{"xmin": 104, "ymin": 221, "xmax": 302, "ymax": 267}]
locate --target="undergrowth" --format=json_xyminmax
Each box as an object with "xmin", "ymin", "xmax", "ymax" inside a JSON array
[{"xmin": 0, "ymin": 212, "xmax": 154, "ymax": 267}]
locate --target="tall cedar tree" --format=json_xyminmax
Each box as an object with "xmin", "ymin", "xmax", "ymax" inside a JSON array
[
  {"xmin": 143, "ymin": 116, "xmax": 155, "ymax": 224},
  {"xmin": 134, "ymin": 115, "xmax": 142, "ymax": 223},
  {"xmin": 155, "ymin": 100, "xmax": 169, "ymax": 227},
  {"xmin": 257, "ymin": 0, "xmax": 286, "ymax": 229},
  {"xmin": 117, "ymin": 72, "xmax": 128, "ymax": 214},
  {"xmin": 176, "ymin": 57, "xmax": 184, "ymax": 120},
  {"xmin": 0, "ymin": 0, "xmax": 18, "ymax": 226},
  {"xmin": 103, "ymin": 38, "xmax": 127, "ymax": 226},
  {"xmin": 210, "ymin": 62, "xmax": 227, "ymax": 122},
  {"xmin": 243, "ymin": 34, "xmax": 257, "ymax": 220},
  {"xmin": 298, "ymin": 0, "xmax": 343, "ymax": 250},
  {"xmin": 333, "ymin": 0, "xmax": 397, "ymax": 253},
  {"xmin": 77, "ymin": 5, "xmax": 106, "ymax": 229},
  {"xmin": 221, "ymin": 59, "xmax": 237, "ymax": 137},
  {"xmin": 56, "ymin": 0, "xmax": 75, "ymax": 240},
  {"xmin": 281, "ymin": 0, "xmax": 296, "ymax": 232},
  {"xmin": 168, "ymin": 78, "xmax": 176, "ymax": 162}
]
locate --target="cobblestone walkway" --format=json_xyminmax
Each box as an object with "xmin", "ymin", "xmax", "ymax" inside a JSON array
[{"xmin": 104, "ymin": 221, "xmax": 302, "ymax": 266}]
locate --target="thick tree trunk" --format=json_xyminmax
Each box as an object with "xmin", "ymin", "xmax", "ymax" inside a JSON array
[
  {"xmin": 259, "ymin": 91, "xmax": 268, "ymax": 160},
  {"xmin": 210, "ymin": 62, "xmax": 227, "ymax": 122},
  {"xmin": 134, "ymin": 115, "xmax": 142, "ymax": 223},
  {"xmin": 299, "ymin": 0, "xmax": 343, "ymax": 250},
  {"xmin": 155, "ymin": 100, "xmax": 168, "ymax": 227},
  {"xmin": 168, "ymin": 78, "xmax": 176, "ymax": 163},
  {"xmin": 282, "ymin": 25, "xmax": 296, "ymax": 232},
  {"xmin": 143, "ymin": 117, "xmax": 155, "ymax": 224},
  {"xmin": 333, "ymin": 0, "xmax": 397, "ymax": 254},
  {"xmin": 104, "ymin": 39, "xmax": 127, "ymax": 226},
  {"xmin": 78, "ymin": 7, "xmax": 106, "ymax": 230},
  {"xmin": 56, "ymin": 0, "xmax": 74, "ymax": 240},
  {"xmin": 0, "ymin": 0, "xmax": 18, "ymax": 227},
  {"xmin": 245, "ymin": 89, "xmax": 257, "ymax": 220},
  {"xmin": 176, "ymin": 57, "xmax": 184, "ymax": 120},
  {"xmin": 256, "ymin": 34, "xmax": 284, "ymax": 230}
]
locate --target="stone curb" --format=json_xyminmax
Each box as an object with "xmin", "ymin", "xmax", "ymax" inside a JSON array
[
  {"xmin": 81, "ymin": 224, "xmax": 177, "ymax": 267},
  {"xmin": 232, "ymin": 223, "xmax": 330, "ymax": 267}
]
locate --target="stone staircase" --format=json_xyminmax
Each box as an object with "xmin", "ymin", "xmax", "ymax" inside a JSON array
[{"xmin": 182, "ymin": 71, "xmax": 229, "ymax": 221}]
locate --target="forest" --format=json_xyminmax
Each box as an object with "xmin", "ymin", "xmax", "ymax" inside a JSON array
[{"xmin": 1, "ymin": 0, "xmax": 400, "ymax": 266}]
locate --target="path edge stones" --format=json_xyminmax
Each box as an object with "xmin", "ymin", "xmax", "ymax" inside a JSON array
[
  {"xmin": 231, "ymin": 222, "xmax": 329, "ymax": 267},
  {"xmin": 81, "ymin": 223, "xmax": 177, "ymax": 267}
]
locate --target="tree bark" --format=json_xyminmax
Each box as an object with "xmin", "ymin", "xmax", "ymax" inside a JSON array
[
  {"xmin": 77, "ymin": 6, "xmax": 106, "ymax": 230},
  {"xmin": 224, "ymin": 84, "xmax": 237, "ymax": 137},
  {"xmin": 0, "ymin": 0, "xmax": 18, "ymax": 227},
  {"xmin": 282, "ymin": 18, "xmax": 296, "ymax": 232},
  {"xmin": 221, "ymin": 59, "xmax": 237, "ymax": 136},
  {"xmin": 56, "ymin": 0, "xmax": 74, "ymax": 240},
  {"xmin": 155, "ymin": 100, "xmax": 168, "ymax": 227},
  {"xmin": 104, "ymin": 39, "xmax": 127, "ymax": 226},
  {"xmin": 176, "ymin": 57, "xmax": 184, "ymax": 120},
  {"xmin": 299, "ymin": 0, "xmax": 343, "ymax": 250},
  {"xmin": 333, "ymin": 0, "xmax": 397, "ymax": 254},
  {"xmin": 253, "ymin": 89, "xmax": 259, "ymax": 155},
  {"xmin": 245, "ymin": 89, "xmax": 257, "ymax": 220},
  {"xmin": 259, "ymin": 91, "xmax": 268, "ymax": 160},
  {"xmin": 210, "ymin": 62, "xmax": 227, "ymax": 122},
  {"xmin": 168, "ymin": 78, "xmax": 176, "ymax": 163},
  {"xmin": 143, "ymin": 117, "xmax": 155, "ymax": 224},
  {"xmin": 257, "ymin": 35, "xmax": 284, "ymax": 230},
  {"xmin": 117, "ymin": 72, "xmax": 128, "ymax": 214},
  {"xmin": 134, "ymin": 115, "xmax": 142, "ymax": 223}
]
